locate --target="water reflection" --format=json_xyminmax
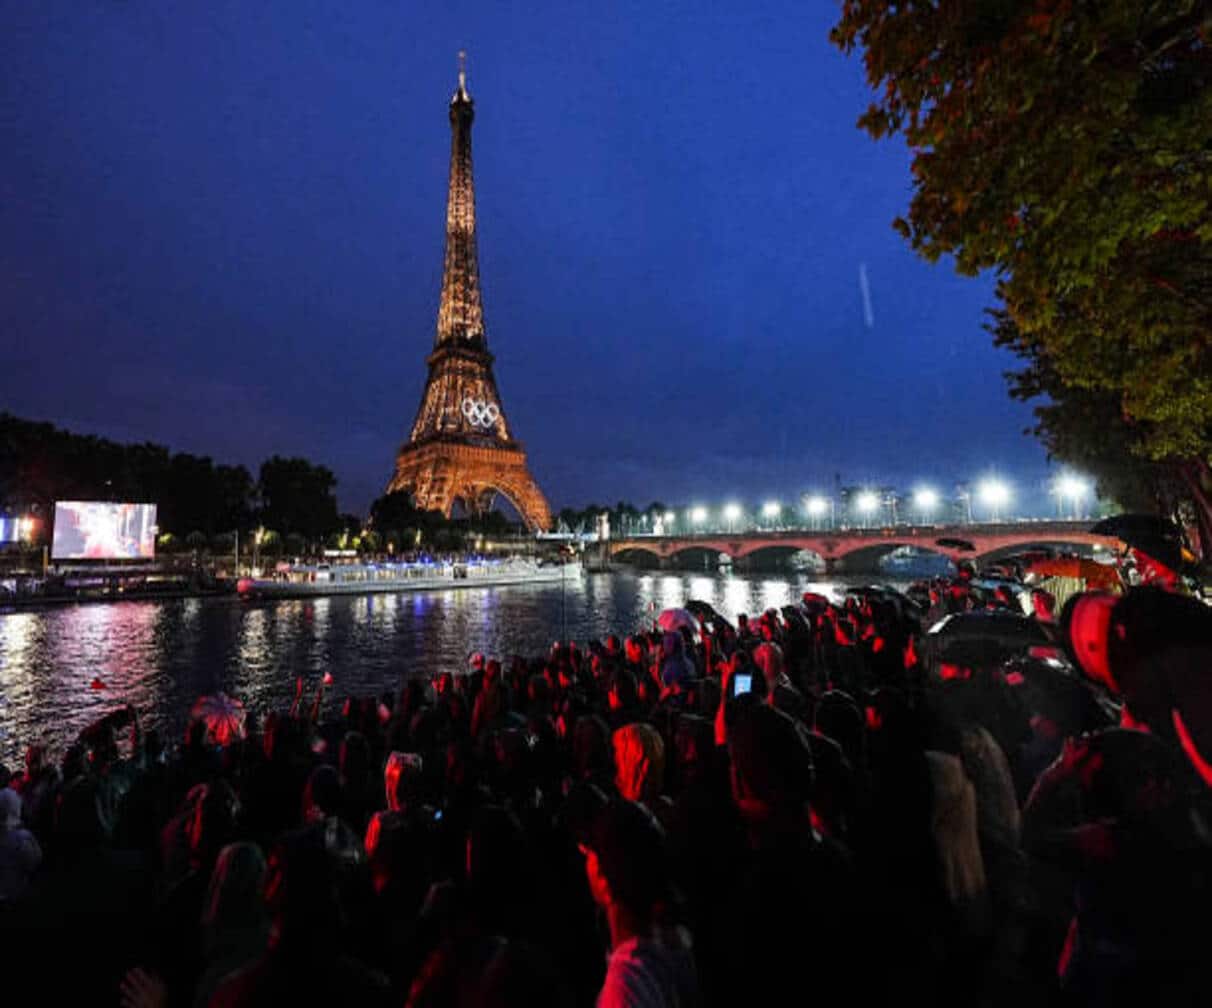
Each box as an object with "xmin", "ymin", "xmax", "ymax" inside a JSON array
[
  {"xmin": 0, "ymin": 571, "xmax": 897, "ymax": 762},
  {"xmin": 760, "ymin": 579, "xmax": 792, "ymax": 613},
  {"xmin": 722, "ymin": 577, "xmax": 750, "ymax": 617}
]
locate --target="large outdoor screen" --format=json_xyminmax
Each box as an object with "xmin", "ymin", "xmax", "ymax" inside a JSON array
[{"xmin": 52, "ymin": 502, "xmax": 157, "ymax": 560}]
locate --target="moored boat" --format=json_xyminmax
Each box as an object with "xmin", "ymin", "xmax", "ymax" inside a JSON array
[{"xmin": 236, "ymin": 556, "xmax": 581, "ymax": 600}]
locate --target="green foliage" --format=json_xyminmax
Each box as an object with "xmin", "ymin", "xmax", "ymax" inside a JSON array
[
  {"xmin": 831, "ymin": 2, "xmax": 1212, "ymax": 478},
  {"xmin": 370, "ymin": 491, "xmax": 431, "ymax": 534},
  {"xmin": 366, "ymin": 490, "xmax": 521, "ymax": 553},
  {"xmin": 257, "ymin": 529, "xmax": 282, "ymax": 555},
  {"xmin": 257, "ymin": 456, "xmax": 339, "ymax": 540},
  {"xmin": 989, "ymin": 308, "xmax": 1179, "ymax": 512}
]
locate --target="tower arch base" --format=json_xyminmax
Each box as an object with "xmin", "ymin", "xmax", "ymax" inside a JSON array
[{"xmin": 387, "ymin": 440, "xmax": 551, "ymax": 532}]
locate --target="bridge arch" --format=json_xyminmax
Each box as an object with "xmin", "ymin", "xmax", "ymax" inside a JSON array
[
  {"xmin": 835, "ymin": 540, "xmax": 958, "ymax": 574},
  {"xmin": 453, "ymin": 481, "xmax": 543, "ymax": 531},
  {"xmin": 974, "ymin": 535, "xmax": 1115, "ymax": 562},
  {"xmin": 612, "ymin": 546, "xmax": 663, "ymax": 569},
  {"xmin": 666, "ymin": 544, "xmax": 734, "ymax": 570},
  {"xmin": 737, "ymin": 543, "xmax": 827, "ymax": 573}
]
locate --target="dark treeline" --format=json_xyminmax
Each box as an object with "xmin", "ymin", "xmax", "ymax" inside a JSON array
[
  {"xmin": 0, "ymin": 413, "xmax": 265, "ymax": 540},
  {"xmin": 556, "ymin": 500, "xmax": 668, "ymax": 535},
  {"xmin": 0, "ymin": 414, "xmax": 518, "ymax": 553}
]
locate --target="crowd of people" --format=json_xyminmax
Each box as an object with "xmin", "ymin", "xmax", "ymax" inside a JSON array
[{"xmin": 2, "ymin": 565, "xmax": 1211, "ymax": 1007}]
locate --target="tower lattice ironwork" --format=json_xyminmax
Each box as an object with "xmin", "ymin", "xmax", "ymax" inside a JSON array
[{"xmin": 387, "ymin": 57, "xmax": 552, "ymax": 531}]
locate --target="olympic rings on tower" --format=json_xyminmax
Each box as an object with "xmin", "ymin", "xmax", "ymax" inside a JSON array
[{"xmin": 461, "ymin": 397, "xmax": 500, "ymax": 428}]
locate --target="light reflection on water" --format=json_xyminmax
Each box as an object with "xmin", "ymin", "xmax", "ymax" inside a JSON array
[{"xmin": 0, "ymin": 571, "xmax": 895, "ymax": 762}]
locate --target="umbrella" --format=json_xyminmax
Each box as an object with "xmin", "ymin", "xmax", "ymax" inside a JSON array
[
  {"xmin": 1090, "ymin": 513, "xmax": 1185, "ymax": 572},
  {"xmin": 1026, "ymin": 557, "xmax": 1122, "ymax": 591},
  {"xmin": 937, "ymin": 636, "xmax": 1022, "ymax": 669},
  {"xmin": 657, "ymin": 607, "xmax": 699, "ymax": 634},
  {"xmin": 925, "ymin": 612, "xmax": 1052, "ymax": 667},
  {"xmin": 685, "ymin": 599, "xmax": 733, "ymax": 632},
  {"xmin": 190, "ymin": 692, "xmax": 246, "ymax": 746},
  {"xmin": 1090, "ymin": 513, "xmax": 1182, "ymax": 541},
  {"xmin": 936, "ymin": 537, "xmax": 976, "ymax": 552},
  {"xmin": 1002, "ymin": 657, "xmax": 1116, "ymax": 735}
]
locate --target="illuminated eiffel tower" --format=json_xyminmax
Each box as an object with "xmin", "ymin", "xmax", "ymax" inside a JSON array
[{"xmin": 387, "ymin": 55, "xmax": 551, "ymax": 531}]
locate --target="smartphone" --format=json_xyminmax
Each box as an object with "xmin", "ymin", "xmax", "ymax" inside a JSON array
[{"xmin": 733, "ymin": 674, "xmax": 752, "ymax": 695}]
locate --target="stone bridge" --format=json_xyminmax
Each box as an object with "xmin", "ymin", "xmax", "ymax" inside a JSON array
[{"xmin": 606, "ymin": 521, "xmax": 1120, "ymax": 572}]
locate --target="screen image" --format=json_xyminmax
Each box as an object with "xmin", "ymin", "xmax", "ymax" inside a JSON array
[{"xmin": 52, "ymin": 502, "xmax": 157, "ymax": 560}]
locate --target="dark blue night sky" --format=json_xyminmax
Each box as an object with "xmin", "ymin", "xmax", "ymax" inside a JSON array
[{"xmin": 2, "ymin": 2, "xmax": 1055, "ymax": 515}]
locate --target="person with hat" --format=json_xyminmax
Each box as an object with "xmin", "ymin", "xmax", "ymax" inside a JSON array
[{"xmin": 578, "ymin": 798, "xmax": 698, "ymax": 1008}]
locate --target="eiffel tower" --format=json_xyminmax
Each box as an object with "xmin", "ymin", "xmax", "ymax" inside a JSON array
[{"xmin": 387, "ymin": 56, "xmax": 552, "ymax": 531}]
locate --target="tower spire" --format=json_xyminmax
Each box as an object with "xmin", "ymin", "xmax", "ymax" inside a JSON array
[{"xmin": 437, "ymin": 50, "xmax": 482, "ymax": 348}]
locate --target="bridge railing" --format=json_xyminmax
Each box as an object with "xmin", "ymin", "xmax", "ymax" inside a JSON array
[{"xmin": 611, "ymin": 519, "xmax": 1101, "ymax": 542}]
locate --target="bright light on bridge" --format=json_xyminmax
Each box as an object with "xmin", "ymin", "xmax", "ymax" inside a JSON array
[
  {"xmin": 978, "ymin": 478, "xmax": 1011, "ymax": 520},
  {"xmin": 664, "ymin": 511, "xmax": 676, "ymax": 524},
  {"xmin": 855, "ymin": 491, "xmax": 880, "ymax": 515},
  {"xmin": 1055, "ymin": 474, "xmax": 1088, "ymax": 500},
  {"xmin": 762, "ymin": 501, "xmax": 780, "ymax": 518},
  {"xmin": 1053, "ymin": 473, "xmax": 1090, "ymax": 518},
  {"xmin": 913, "ymin": 487, "xmax": 940, "ymax": 514},
  {"xmin": 690, "ymin": 506, "xmax": 707, "ymax": 525},
  {"xmin": 805, "ymin": 496, "xmax": 829, "ymax": 518}
]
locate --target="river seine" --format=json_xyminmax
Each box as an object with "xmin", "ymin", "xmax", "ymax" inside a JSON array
[{"xmin": 0, "ymin": 570, "xmax": 911, "ymax": 763}]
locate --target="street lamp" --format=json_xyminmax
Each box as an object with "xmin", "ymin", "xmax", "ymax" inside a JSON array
[
  {"xmin": 956, "ymin": 486, "xmax": 973, "ymax": 524},
  {"xmin": 977, "ymin": 478, "xmax": 1011, "ymax": 522},
  {"xmin": 805, "ymin": 495, "xmax": 829, "ymax": 530},
  {"xmin": 1053, "ymin": 473, "xmax": 1089, "ymax": 519},
  {"xmin": 690, "ymin": 506, "xmax": 707, "ymax": 530},
  {"xmin": 855, "ymin": 491, "xmax": 880, "ymax": 528},
  {"xmin": 724, "ymin": 503, "xmax": 742, "ymax": 533},
  {"xmin": 913, "ymin": 487, "xmax": 940, "ymax": 522},
  {"xmin": 762, "ymin": 501, "xmax": 780, "ymax": 529}
]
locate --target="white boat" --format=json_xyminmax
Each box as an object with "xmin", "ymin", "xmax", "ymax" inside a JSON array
[{"xmin": 237, "ymin": 557, "xmax": 581, "ymax": 600}]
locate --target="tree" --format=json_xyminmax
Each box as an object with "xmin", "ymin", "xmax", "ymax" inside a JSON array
[
  {"xmin": 0, "ymin": 414, "xmax": 257, "ymax": 538},
  {"xmin": 989, "ymin": 308, "xmax": 1178, "ymax": 513},
  {"xmin": 257, "ymin": 456, "xmax": 340, "ymax": 541},
  {"xmin": 212, "ymin": 464, "xmax": 254, "ymax": 535},
  {"xmin": 832, "ymin": 1, "xmax": 1212, "ymax": 549},
  {"xmin": 369, "ymin": 491, "xmax": 442, "ymax": 537}
]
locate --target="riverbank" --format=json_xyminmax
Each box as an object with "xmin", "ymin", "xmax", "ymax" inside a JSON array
[{"xmin": 0, "ymin": 583, "xmax": 235, "ymax": 612}]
